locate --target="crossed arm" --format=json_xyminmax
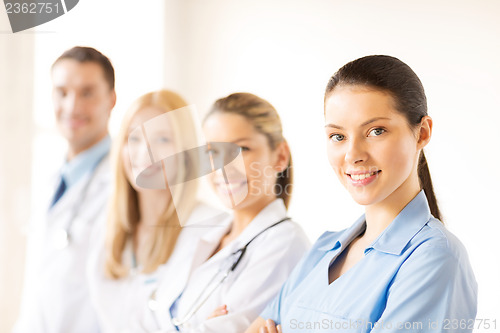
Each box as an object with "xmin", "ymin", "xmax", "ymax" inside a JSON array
[
  {"xmin": 209, "ymin": 306, "xmax": 279, "ymax": 333},
  {"xmin": 245, "ymin": 317, "xmax": 281, "ymax": 333}
]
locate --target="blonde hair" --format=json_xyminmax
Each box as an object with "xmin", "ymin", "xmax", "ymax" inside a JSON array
[
  {"xmin": 205, "ymin": 92, "xmax": 293, "ymax": 208},
  {"xmin": 105, "ymin": 90, "xmax": 199, "ymax": 279}
]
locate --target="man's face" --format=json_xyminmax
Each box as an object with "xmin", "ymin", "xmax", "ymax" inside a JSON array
[{"xmin": 51, "ymin": 59, "xmax": 116, "ymax": 159}]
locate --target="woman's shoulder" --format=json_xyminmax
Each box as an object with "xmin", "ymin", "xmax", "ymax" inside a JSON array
[
  {"xmin": 410, "ymin": 217, "xmax": 471, "ymax": 263},
  {"xmin": 255, "ymin": 217, "xmax": 311, "ymax": 252},
  {"xmin": 277, "ymin": 218, "xmax": 310, "ymax": 239},
  {"xmin": 398, "ymin": 217, "xmax": 477, "ymax": 294}
]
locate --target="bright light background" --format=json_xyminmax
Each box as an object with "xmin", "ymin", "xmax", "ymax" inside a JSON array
[{"xmin": 1, "ymin": 0, "xmax": 499, "ymax": 331}]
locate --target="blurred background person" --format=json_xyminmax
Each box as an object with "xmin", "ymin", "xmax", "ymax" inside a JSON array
[
  {"xmin": 87, "ymin": 90, "xmax": 225, "ymax": 333},
  {"xmin": 13, "ymin": 46, "xmax": 116, "ymax": 332},
  {"xmin": 147, "ymin": 92, "xmax": 310, "ymax": 332}
]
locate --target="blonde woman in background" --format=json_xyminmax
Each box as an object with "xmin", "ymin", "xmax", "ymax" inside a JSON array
[
  {"xmin": 145, "ymin": 92, "xmax": 310, "ymax": 332},
  {"xmin": 87, "ymin": 90, "xmax": 224, "ymax": 333}
]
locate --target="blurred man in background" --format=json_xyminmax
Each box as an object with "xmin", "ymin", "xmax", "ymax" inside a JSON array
[{"xmin": 13, "ymin": 46, "xmax": 116, "ymax": 333}]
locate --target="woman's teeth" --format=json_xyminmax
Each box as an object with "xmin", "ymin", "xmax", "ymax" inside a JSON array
[{"xmin": 350, "ymin": 171, "xmax": 378, "ymax": 180}]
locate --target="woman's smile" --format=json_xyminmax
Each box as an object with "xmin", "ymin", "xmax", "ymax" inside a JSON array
[{"xmin": 346, "ymin": 170, "xmax": 381, "ymax": 186}]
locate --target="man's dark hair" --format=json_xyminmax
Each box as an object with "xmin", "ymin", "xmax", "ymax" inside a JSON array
[{"xmin": 52, "ymin": 46, "xmax": 115, "ymax": 90}]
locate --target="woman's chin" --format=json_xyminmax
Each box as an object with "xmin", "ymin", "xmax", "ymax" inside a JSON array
[
  {"xmin": 347, "ymin": 188, "xmax": 377, "ymax": 206},
  {"xmin": 213, "ymin": 181, "xmax": 248, "ymax": 208}
]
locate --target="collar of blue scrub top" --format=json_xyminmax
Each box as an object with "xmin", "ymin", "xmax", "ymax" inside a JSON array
[
  {"xmin": 59, "ymin": 135, "xmax": 111, "ymax": 188},
  {"xmin": 317, "ymin": 214, "xmax": 366, "ymax": 253},
  {"xmin": 368, "ymin": 189, "xmax": 431, "ymax": 256},
  {"xmin": 318, "ymin": 190, "xmax": 431, "ymax": 256}
]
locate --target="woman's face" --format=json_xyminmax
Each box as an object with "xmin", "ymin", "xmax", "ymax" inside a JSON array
[
  {"xmin": 203, "ymin": 112, "xmax": 284, "ymax": 211},
  {"xmin": 324, "ymin": 85, "xmax": 424, "ymax": 207},
  {"xmin": 122, "ymin": 106, "xmax": 177, "ymax": 192}
]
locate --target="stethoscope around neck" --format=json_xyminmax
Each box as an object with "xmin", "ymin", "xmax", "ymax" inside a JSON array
[
  {"xmin": 146, "ymin": 216, "xmax": 291, "ymax": 330},
  {"xmin": 51, "ymin": 153, "xmax": 108, "ymax": 250}
]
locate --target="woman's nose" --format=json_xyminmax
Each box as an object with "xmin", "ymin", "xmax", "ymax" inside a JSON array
[{"xmin": 344, "ymin": 138, "xmax": 368, "ymax": 164}]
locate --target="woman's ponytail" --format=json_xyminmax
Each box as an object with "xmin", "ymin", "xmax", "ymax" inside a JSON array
[{"xmin": 418, "ymin": 151, "xmax": 442, "ymax": 221}]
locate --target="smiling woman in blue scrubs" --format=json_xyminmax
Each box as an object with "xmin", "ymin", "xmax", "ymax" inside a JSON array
[{"xmin": 246, "ymin": 55, "xmax": 478, "ymax": 333}]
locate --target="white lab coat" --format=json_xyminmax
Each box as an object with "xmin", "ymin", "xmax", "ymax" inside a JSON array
[
  {"xmin": 13, "ymin": 155, "xmax": 111, "ymax": 333},
  {"xmin": 86, "ymin": 203, "xmax": 228, "ymax": 333},
  {"xmin": 145, "ymin": 198, "xmax": 311, "ymax": 333}
]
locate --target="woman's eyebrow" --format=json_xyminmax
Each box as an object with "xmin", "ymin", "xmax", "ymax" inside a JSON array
[
  {"xmin": 148, "ymin": 129, "xmax": 173, "ymax": 136},
  {"xmin": 232, "ymin": 138, "xmax": 251, "ymax": 144},
  {"xmin": 360, "ymin": 117, "xmax": 390, "ymax": 126},
  {"xmin": 325, "ymin": 117, "xmax": 390, "ymax": 129},
  {"xmin": 207, "ymin": 138, "xmax": 251, "ymax": 144},
  {"xmin": 324, "ymin": 123, "xmax": 344, "ymax": 130}
]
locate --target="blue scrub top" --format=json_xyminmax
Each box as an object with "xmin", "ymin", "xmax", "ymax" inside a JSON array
[{"xmin": 261, "ymin": 190, "xmax": 477, "ymax": 332}]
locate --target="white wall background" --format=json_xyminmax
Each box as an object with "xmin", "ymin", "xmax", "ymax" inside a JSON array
[
  {"xmin": 1, "ymin": 0, "xmax": 498, "ymax": 331},
  {"xmin": 0, "ymin": 16, "xmax": 33, "ymax": 332}
]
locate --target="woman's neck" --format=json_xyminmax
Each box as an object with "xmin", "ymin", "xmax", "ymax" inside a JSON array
[
  {"xmin": 137, "ymin": 190, "xmax": 170, "ymax": 226},
  {"xmin": 231, "ymin": 196, "xmax": 276, "ymax": 237},
  {"xmin": 363, "ymin": 174, "xmax": 421, "ymax": 243},
  {"xmin": 213, "ymin": 196, "xmax": 276, "ymax": 255},
  {"xmin": 133, "ymin": 190, "xmax": 171, "ymax": 258}
]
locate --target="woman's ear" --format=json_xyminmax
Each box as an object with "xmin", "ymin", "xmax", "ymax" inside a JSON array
[
  {"xmin": 417, "ymin": 116, "xmax": 433, "ymax": 150},
  {"xmin": 274, "ymin": 141, "xmax": 291, "ymax": 173}
]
